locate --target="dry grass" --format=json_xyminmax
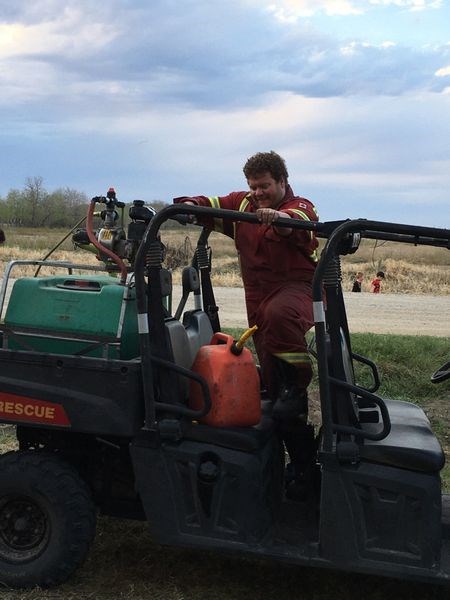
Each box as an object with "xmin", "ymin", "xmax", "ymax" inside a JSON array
[
  {"xmin": 342, "ymin": 259, "xmax": 450, "ymax": 294},
  {"xmin": 0, "ymin": 247, "xmax": 100, "ymax": 278},
  {"xmin": 341, "ymin": 238, "xmax": 450, "ymax": 294},
  {"xmin": 1, "ymin": 227, "xmax": 449, "ymax": 294},
  {"xmin": 0, "ymin": 226, "xmax": 100, "ymax": 277},
  {"xmin": 164, "ymin": 229, "xmax": 450, "ymax": 294}
]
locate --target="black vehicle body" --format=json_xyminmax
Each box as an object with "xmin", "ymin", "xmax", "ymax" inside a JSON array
[{"xmin": 0, "ymin": 203, "xmax": 448, "ymax": 588}]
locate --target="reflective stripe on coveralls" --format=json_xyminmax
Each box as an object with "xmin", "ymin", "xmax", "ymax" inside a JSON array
[
  {"xmin": 288, "ymin": 209, "xmax": 319, "ymax": 263},
  {"xmin": 207, "ymin": 195, "xmax": 250, "ymax": 239},
  {"xmin": 273, "ymin": 351, "xmax": 312, "ymax": 368},
  {"xmin": 207, "ymin": 196, "xmax": 224, "ymax": 233}
]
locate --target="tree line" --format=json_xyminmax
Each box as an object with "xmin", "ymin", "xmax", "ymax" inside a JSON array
[{"xmin": 0, "ymin": 177, "xmax": 168, "ymax": 228}]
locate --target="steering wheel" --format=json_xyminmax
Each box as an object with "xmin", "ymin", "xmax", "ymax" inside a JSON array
[{"xmin": 431, "ymin": 361, "xmax": 450, "ymax": 384}]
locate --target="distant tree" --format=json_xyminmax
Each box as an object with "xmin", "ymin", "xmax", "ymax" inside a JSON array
[
  {"xmin": 148, "ymin": 200, "xmax": 169, "ymax": 212},
  {"xmin": 0, "ymin": 179, "xmax": 166, "ymax": 228},
  {"xmin": 0, "ymin": 179, "xmax": 89, "ymax": 228},
  {"xmin": 62, "ymin": 188, "xmax": 89, "ymax": 224},
  {"xmin": 24, "ymin": 176, "xmax": 47, "ymax": 226},
  {"xmin": 40, "ymin": 192, "xmax": 67, "ymax": 227},
  {"xmin": 44, "ymin": 188, "xmax": 88, "ymax": 227},
  {"xmin": 3, "ymin": 189, "xmax": 28, "ymax": 225}
]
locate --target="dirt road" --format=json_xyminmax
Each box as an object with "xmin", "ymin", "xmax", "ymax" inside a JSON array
[
  {"xmin": 1, "ymin": 278, "xmax": 448, "ymax": 337},
  {"xmin": 175, "ymin": 287, "xmax": 449, "ymax": 337}
]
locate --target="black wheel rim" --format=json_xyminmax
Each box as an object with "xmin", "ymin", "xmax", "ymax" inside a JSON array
[{"xmin": 0, "ymin": 495, "xmax": 50, "ymax": 563}]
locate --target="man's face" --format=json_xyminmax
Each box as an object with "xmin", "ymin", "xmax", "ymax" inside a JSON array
[{"xmin": 247, "ymin": 172, "xmax": 286, "ymax": 209}]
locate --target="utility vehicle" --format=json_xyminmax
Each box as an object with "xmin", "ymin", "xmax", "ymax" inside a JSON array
[{"xmin": 0, "ymin": 193, "xmax": 448, "ymax": 589}]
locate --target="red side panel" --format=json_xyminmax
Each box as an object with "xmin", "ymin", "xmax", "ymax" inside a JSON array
[{"xmin": 0, "ymin": 392, "xmax": 70, "ymax": 427}]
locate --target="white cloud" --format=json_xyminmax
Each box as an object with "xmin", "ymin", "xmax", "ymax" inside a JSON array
[
  {"xmin": 0, "ymin": 61, "xmax": 58, "ymax": 104},
  {"xmin": 265, "ymin": 0, "xmax": 362, "ymax": 21},
  {"xmin": 368, "ymin": 0, "xmax": 442, "ymax": 10},
  {"xmin": 340, "ymin": 39, "xmax": 396, "ymax": 55},
  {"xmin": 435, "ymin": 65, "xmax": 450, "ymax": 77},
  {"xmin": 0, "ymin": 10, "xmax": 117, "ymax": 61},
  {"xmin": 263, "ymin": 0, "xmax": 443, "ymax": 21}
]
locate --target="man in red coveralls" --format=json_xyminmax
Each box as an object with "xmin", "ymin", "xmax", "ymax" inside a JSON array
[{"xmin": 174, "ymin": 151, "xmax": 319, "ymax": 499}]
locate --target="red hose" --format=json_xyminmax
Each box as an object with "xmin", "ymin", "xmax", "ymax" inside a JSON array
[{"xmin": 86, "ymin": 200, "xmax": 128, "ymax": 285}]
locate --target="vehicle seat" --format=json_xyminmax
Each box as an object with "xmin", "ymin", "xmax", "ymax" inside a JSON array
[
  {"xmin": 183, "ymin": 415, "xmax": 274, "ymax": 453},
  {"xmin": 359, "ymin": 400, "xmax": 445, "ymax": 473},
  {"xmin": 331, "ymin": 329, "xmax": 445, "ymax": 474},
  {"xmin": 183, "ymin": 309, "xmax": 214, "ymax": 360},
  {"xmin": 164, "ymin": 308, "xmax": 214, "ymax": 400}
]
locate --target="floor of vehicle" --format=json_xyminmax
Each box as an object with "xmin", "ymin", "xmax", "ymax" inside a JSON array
[
  {"xmin": 272, "ymin": 497, "xmax": 319, "ymax": 549},
  {"xmin": 269, "ymin": 494, "xmax": 450, "ymax": 579},
  {"xmin": 442, "ymin": 540, "xmax": 450, "ymax": 576},
  {"xmin": 443, "ymin": 494, "xmax": 450, "ymax": 539},
  {"xmin": 442, "ymin": 496, "xmax": 450, "ymax": 576}
]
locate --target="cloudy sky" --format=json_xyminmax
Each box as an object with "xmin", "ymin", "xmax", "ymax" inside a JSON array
[{"xmin": 1, "ymin": 0, "xmax": 449, "ymax": 226}]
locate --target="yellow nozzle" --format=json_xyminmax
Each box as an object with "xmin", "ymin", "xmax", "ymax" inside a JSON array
[{"xmin": 234, "ymin": 325, "xmax": 258, "ymax": 351}]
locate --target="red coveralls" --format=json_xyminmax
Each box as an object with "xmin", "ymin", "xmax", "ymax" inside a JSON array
[{"xmin": 174, "ymin": 186, "xmax": 319, "ymax": 397}]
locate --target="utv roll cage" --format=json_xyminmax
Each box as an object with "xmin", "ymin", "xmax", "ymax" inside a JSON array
[
  {"xmin": 135, "ymin": 204, "xmax": 449, "ymax": 445},
  {"xmin": 128, "ymin": 205, "xmax": 449, "ymax": 584}
]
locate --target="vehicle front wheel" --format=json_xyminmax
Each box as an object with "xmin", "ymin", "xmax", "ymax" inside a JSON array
[{"xmin": 0, "ymin": 450, "xmax": 96, "ymax": 589}]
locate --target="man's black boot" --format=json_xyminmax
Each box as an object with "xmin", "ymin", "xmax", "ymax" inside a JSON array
[
  {"xmin": 272, "ymin": 360, "xmax": 308, "ymax": 422},
  {"xmin": 272, "ymin": 385, "xmax": 308, "ymax": 421},
  {"xmin": 282, "ymin": 422, "xmax": 317, "ymax": 501}
]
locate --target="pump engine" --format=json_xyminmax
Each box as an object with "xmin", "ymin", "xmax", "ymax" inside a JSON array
[{"xmin": 72, "ymin": 188, "xmax": 156, "ymax": 269}]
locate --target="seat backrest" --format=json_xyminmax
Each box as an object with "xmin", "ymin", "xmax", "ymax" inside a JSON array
[
  {"xmin": 164, "ymin": 310, "xmax": 213, "ymax": 400},
  {"xmin": 324, "ymin": 327, "xmax": 360, "ymax": 428},
  {"xmin": 164, "ymin": 318, "xmax": 193, "ymax": 399},
  {"xmin": 183, "ymin": 309, "xmax": 214, "ymax": 362},
  {"xmin": 165, "ymin": 318, "xmax": 193, "ymax": 370},
  {"xmin": 338, "ymin": 328, "xmax": 359, "ymax": 423}
]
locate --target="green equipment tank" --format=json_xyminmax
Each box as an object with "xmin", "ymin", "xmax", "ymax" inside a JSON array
[{"xmin": 4, "ymin": 275, "xmax": 139, "ymax": 359}]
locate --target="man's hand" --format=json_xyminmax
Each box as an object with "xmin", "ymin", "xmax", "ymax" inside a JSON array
[
  {"xmin": 256, "ymin": 208, "xmax": 282, "ymax": 225},
  {"xmin": 256, "ymin": 209, "xmax": 292, "ymax": 236},
  {"xmin": 172, "ymin": 198, "xmax": 197, "ymax": 224}
]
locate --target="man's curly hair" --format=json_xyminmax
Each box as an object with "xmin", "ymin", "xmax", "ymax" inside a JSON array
[{"xmin": 243, "ymin": 151, "xmax": 289, "ymax": 183}]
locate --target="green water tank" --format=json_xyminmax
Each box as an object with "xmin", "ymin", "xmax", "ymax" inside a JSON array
[{"xmin": 4, "ymin": 276, "xmax": 140, "ymax": 359}]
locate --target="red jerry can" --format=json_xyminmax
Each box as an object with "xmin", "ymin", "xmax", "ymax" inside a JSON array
[{"xmin": 189, "ymin": 331, "xmax": 261, "ymax": 427}]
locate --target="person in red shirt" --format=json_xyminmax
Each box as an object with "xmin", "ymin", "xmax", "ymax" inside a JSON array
[
  {"xmin": 371, "ymin": 271, "xmax": 385, "ymax": 293},
  {"xmin": 174, "ymin": 152, "xmax": 319, "ymax": 497}
]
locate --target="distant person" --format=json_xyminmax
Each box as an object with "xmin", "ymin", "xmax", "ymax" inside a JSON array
[
  {"xmin": 371, "ymin": 271, "xmax": 385, "ymax": 294},
  {"xmin": 351, "ymin": 271, "xmax": 364, "ymax": 292},
  {"xmin": 0, "ymin": 229, "xmax": 5, "ymax": 244}
]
